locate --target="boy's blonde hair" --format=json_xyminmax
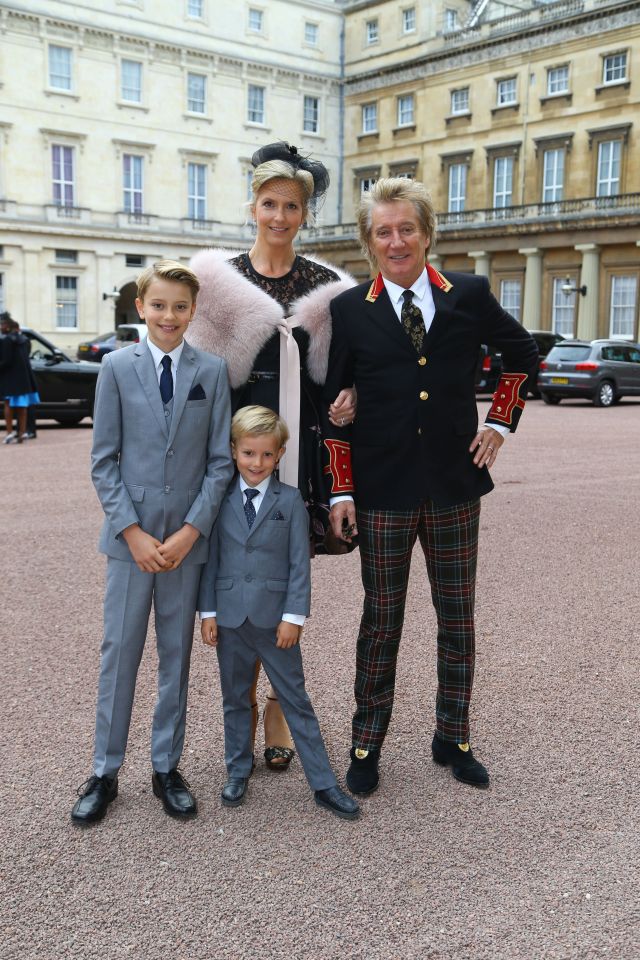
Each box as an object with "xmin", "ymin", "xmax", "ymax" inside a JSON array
[
  {"xmin": 137, "ymin": 259, "xmax": 200, "ymax": 301},
  {"xmin": 231, "ymin": 405, "xmax": 290, "ymax": 448}
]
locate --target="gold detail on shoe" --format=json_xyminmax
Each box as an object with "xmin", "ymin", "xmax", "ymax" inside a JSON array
[
  {"xmin": 457, "ymin": 742, "xmax": 470, "ymax": 752},
  {"xmin": 355, "ymin": 748, "xmax": 369, "ymax": 759}
]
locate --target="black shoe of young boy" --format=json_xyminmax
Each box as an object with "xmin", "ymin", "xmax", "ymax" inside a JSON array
[
  {"xmin": 315, "ymin": 785, "xmax": 360, "ymax": 820},
  {"xmin": 345, "ymin": 746, "xmax": 380, "ymax": 795},
  {"xmin": 152, "ymin": 768, "xmax": 197, "ymax": 818},
  {"xmin": 71, "ymin": 774, "xmax": 118, "ymax": 826},
  {"xmin": 221, "ymin": 778, "xmax": 248, "ymax": 807}
]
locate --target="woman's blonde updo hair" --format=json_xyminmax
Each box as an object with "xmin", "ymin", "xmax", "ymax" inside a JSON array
[
  {"xmin": 249, "ymin": 142, "xmax": 331, "ymax": 226},
  {"xmin": 251, "ymin": 160, "xmax": 315, "ymax": 221}
]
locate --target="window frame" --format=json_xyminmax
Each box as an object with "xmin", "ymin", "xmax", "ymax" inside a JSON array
[
  {"xmin": 500, "ymin": 279, "xmax": 522, "ymax": 323},
  {"xmin": 187, "ymin": 72, "xmax": 207, "ymax": 115},
  {"xmin": 397, "ymin": 94, "xmax": 415, "ymax": 128},
  {"xmin": 361, "ymin": 102, "xmax": 378, "ymax": 135},
  {"xmin": 447, "ymin": 162, "xmax": 467, "ymax": 214},
  {"xmin": 187, "ymin": 0, "xmax": 204, "ymax": 18},
  {"xmin": 247, "ymin": 84, "xmax": 266, "ymax": 125},
  {"xmin": 365, "ymin": 19, "xmax": 379, "ymax": 45},
  {"xmin": 450, "ymin": 87, "xmax": 469, "ymax": 116},
  {"xmin": 123, "ymin": 153, "xmax": 144, "ymax": 215},
  {"xmin": 542, "ymin": 147, "xmax": 565, "ymax": 203},
  {"xmin": 121, "ymin": 58, "xmax": 143, "ymax": 104},
  {"xmin": 551, "ymin": 276, "xmax": 576, "ymax": 338},
  {"xmin": 493, "ymin": 155, "xmax": 514, "ymax": 208},
  {"xmin": 547, "ymin": 65, "xmax": 569, "ymax": 96},
  {"xmin": 187, "ymin": 161, "xmax": 207, "ymax": 221},
  {"xmin": 52, "ymin": 144, "xmax": 75, "ymax": 208},
  {"xmin": 609, "ymin": 274, "xmax": 638, "ymax": 340},
  {"xmin": 402, "ymin": 7, "xmax": 416, "ymax": 34},
  {"xmin": 248, "ymin": 7, "xmax": 264, "ymax": 34},
  {"xmin": 496, "ymin": 77, "xmax": 517, "ymax": 108},
  {"xmin": 48, "ymin": 44, "xmax": 73, "ymax": 92},
  {"xmin": 304, "ymin": 21, "xmax": 319, "ymax": 47},
  {"xmin": 596, "ymin": 139, "xmax": 622, "ymax": 198},
  {"xmin": 303, "ymin": 95, "xmax": 319, "ymax": 135},
  {"xmin": 602, "ymin": 51, "xmax": 628, "ymax": 86},
  {"xmin": 55, "ymin": 275, "xmax": 79, "ymax": 330}
]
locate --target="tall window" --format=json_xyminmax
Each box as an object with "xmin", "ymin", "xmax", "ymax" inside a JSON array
[
  {"xmin": 121, "ymin": 60, "xmax": 142, "ymax": 103},
  {"xmin": 500, "ymin": 280, "xmax": 521, "ymax": 322},
  {"xmin": 542, "ymin": 149, "xmax": 564, "ymax": 203},
  {"xmin": 304, "ymin": 22, "xmax": 318, "ymax": 46},
  {"xmin": 248, "ymin": 8, "xmax": 263, "ymax": 32},
  {"xmin": 123, "ymin": 154, "xmax": 143, "ymax": 214},
  {"xmin": 451, "ymin": 87, "xmax": 469, "ymax": 115},
  {"xmin": 444, "ymin": 8, "xmax": 458, "ymax": 31},
  {"xmin": 403, "ymin": 8, "xmax": 416, "ymax": 33},
  {"xmin": 303, "ymin": 96, "xmax": 319, "ymax": 134},
  {"xmin": 49, "ymin": 45, "xmax": 72, "ymax": 91},
  {"xmin": 360, "ymin": 176, "xmax": 377, "ymax": 195},
  {"xmin": 188, "ymin": 0, "xmax": 203, "ymax": 16},
  {"xmin": 187, "ymin": 73, "xmax": 206, "ymax": 114},
  {"xmin": 366, "ymin": 20, "xmax": 378, "ymax": 44},
  {"xmin": 397, "ymin": 94, "xmax": 414, "ymax": 127},
  {"xmin": 597, "ymin": 140, "xmax": 621, "ymax": 197},
  {"xmin": 56, "ymin": 276, "xmax": 78, "ymax": 329},
  {"xmin": 603, "ymin": 52, "xmax": 627, "ymax": 84},
  {"xmin": 52, "ymin": 145, "xmax": 75, "ymax": 207},
  {"xmin": 609, "ymin": 276, "xmax": 637, "ymax": 339},
  {"xmin": 493, "ymin": 156, "xmax": 513, "ymax": 208},
  {"xmin": 552, "ymin": 277, "xmax": 575, "ymax": 337},
  {"xmin": 448, "ymin": 164, "xmax": 467, "ymax": 213},
  {"xmin": 362, "ymin": 103, "xmax": 377, "ymax": 134},
  {"xmin": 247, "ymin": 85, "xmax": 265, "ymax": 124},
  {"xmin": 547, "ymin": 65, "xmax": 569, "ymax": 96},
  {"xmin": 188, "ymin": 162, "xmax": 207, "ymax": 220},
  {"xmin": 497, "ymin": 77, "xmax": 517, "ymax": 106}
]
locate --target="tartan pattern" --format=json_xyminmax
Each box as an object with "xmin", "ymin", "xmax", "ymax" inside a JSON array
[
  {"xmin": 353, "ymin": 498, "xmax": 481, "ymax": 748},
  {"xmin": 400, "ymin": 290, "xmax": 426, "ymax": 353}
]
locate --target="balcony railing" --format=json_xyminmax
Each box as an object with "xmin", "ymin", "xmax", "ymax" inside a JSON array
[{"xmin": 436, "ymin": 193, "xmax": 640, "ymax": 229}]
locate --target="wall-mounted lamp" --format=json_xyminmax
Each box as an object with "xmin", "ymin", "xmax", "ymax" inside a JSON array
[
  {"xmin": 102, "ymin": 286, "xmax": 120, "ymax": 301},
  {"xmin": 561, "ymin": 275, "xmax": 587, "ymax": 297}
]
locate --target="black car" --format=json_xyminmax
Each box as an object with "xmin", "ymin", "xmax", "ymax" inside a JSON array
[
  {"xmin": 23, "ymin": 328, "xmax": 98, "ymax": 424},
  {"xmin": 77, "ymin": 331, "xmax": 118, "ymax": 362},
  {"xmin": 475, "ymin": 330, "xmax": 564, "ymax": 397}
]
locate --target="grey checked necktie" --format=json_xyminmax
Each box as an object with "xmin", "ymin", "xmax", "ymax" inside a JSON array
[
  {"xmin": 401, "ymin": 290, "xmax": 426, "ymax": 353},
  {"xmin": 243, "ymin": 487, "xmax": 259, "ymax": 529},
  {"xmin": 159, "ymin": 355, "xmax": 173, "ymax": 403}
]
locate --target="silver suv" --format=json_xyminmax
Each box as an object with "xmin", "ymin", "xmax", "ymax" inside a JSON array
[{"xmin": 538, "ymin": 339, "xmax": 640, "ymax": 407}]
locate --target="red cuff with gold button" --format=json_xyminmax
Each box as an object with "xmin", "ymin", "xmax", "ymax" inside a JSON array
[
  {"xmin": 323, "ymin": 439, "xmax": 354, "ymax": 495},
  {"xmin": 487, "ymin": 372, "xmax": 528, "ymax": 432}
]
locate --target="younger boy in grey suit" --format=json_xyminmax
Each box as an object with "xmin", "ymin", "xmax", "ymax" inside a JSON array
[
  {"xmin": 200, "ymin": 406, "xmax": 359, "ymax": 820},
  {"xmin": 72, "ymin": 259, "xmax": 233, "ymax": 826}
]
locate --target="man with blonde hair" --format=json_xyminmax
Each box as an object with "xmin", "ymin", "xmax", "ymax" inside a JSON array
[{"xmin": 323, "ymin": 178, "xmax": 538, "ymax": 795}]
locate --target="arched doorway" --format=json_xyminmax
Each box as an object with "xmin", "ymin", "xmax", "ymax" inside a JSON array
[{"xmin": 114, "ymin": 282, "xmax": 140, "ymax": 327}]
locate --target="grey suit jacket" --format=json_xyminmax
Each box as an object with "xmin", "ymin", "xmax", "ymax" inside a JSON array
[
  {"xmin": 198, "ymin": 475, "xmax": 311, "ymax": 628},
  {"xmin": 91, "ymin": 339, "xmax": 234, "ymax": 564}
]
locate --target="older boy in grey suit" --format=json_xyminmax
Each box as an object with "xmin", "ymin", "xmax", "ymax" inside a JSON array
[
  {"xmin": 72, "ymin": 260, "xmax": 233, "ymax": 826},
  {"xmin": 200, "ymin": 406, "xmax": 359, "ymax": 820}
]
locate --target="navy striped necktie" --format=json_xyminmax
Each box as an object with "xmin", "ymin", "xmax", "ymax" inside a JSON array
[{"xmin": 244, "ymin": 487, "xmax": 259, "ymax": 528}]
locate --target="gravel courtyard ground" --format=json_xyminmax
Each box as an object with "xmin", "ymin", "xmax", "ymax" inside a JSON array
[{"xmin": 2, "ymin": 398, "xmax": 639, "ymax": 960}]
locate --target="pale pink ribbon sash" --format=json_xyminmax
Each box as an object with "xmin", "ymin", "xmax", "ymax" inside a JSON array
[{"xmin": 277, "ymin": 315, "xmax": 302, "ymax": 487}]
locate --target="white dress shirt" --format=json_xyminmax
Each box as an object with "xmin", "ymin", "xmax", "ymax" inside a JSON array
[
  {"xmin": 199, "ymin": 474, "xmax": 305, "ymax": 627},
  {"xmin": 146, "ymin": 337, "xmax": 184, "ymax": 394}
]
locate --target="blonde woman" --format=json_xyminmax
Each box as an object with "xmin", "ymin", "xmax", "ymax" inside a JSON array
[{"xmin": 190, "ymin": 142, "xmax": 355, "ymax": 772}]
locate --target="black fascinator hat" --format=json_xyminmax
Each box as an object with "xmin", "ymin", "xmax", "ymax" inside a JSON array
[{"xmin": 250, "ymin": 141, "xmax": 330, "ymax": 202}]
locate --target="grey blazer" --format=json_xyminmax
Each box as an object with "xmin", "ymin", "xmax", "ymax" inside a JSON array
[
  {"xmin": 198, "ymin": 476, "xmax": 311, "ymax": 629},
  {"xmin": 91, "ymin": 339, "xmax": 233, "ymax": 564}
]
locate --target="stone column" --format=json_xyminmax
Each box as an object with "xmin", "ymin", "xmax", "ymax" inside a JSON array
[
  {"xmin": 574, "ymin": 244, "xmax": 600, "ymax": 341},
  {"xmin": 96, "ymin": 253, "xmax": 115, "ymax": 334},
  {"xmin": 518, "ymin": 247, "xmax": 542, "ymax": 330},
  {"xmin": 468, "ymin": 250, "xmax": 491, "ymax": 277}
]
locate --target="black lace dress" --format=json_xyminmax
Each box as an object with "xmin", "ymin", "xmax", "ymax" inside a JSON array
[{"xmin": 229, "ymin": 253, "xmax": 339, "ymax": 552}]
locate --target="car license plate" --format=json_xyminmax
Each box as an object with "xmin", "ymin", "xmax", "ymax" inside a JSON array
[
  {"xmin": 79, "ymin": 345, "xmax": 88, "ymax": 351},
  {"xmin": 551, "ymin": 377, "xmax": 568, "ymax": 384}
]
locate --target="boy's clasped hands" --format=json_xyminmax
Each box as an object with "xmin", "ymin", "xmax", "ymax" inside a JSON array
[{"xmin": 122, "ymin": 522, "xmax": 200, "ymax": 573}]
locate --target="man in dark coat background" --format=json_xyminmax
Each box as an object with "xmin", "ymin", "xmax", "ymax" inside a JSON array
[{"xmin": 322, "ymin": 177, "xmax": 538, "ymax": 795}]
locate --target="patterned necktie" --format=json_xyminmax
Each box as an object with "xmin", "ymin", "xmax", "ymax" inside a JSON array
[
  {"xmin": 401, "ymin": 290, "xmax": 426, "ymax": 353},
  {"xmin": 160, "ymin": 355, "xmax": 173, "ymax": 403},
  {"xmin": 244, "ymin": 487, "xmax": 259, "ymax": 529}
]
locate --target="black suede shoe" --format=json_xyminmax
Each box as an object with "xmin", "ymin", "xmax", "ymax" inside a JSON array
[
  {"xmin": 432, "ymin": 734, "xmax": 490, "ymax": 788},
  {"xmin": 345, "ymin": 747, "xmax": 380, "ymax": 795},
  {"xmin": 315, "ymin": 785, "xmax": 360, "ymax": 820},
  {"xmin": 71, "ymin": 774, "xmax": 118, "ymax": 826},
  {"xmin": 152, "ymin": 769, "xmax": 197, "ymax": 819},
  {"xmin": 221, "ymin": 778, "xmax": 248, "ymax": 807}
]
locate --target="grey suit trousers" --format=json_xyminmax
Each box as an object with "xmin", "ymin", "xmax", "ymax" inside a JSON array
[
  {"xmin": 216, "ymin": 620, "xmax": 337, "ymax": 792},
  {"xmin": 94, "ymin": 557, "xmax": 201, "ymax": 777}
]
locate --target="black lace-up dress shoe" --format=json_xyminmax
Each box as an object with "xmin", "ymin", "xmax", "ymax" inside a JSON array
[
  {"xmin": 152, "ymin": 769, "xmax": 197, "ymax": 818},
  {"xmin": 314, "ymin": 785, "xmax": 360, "ymax": 820},
  {"xmin": 71, "ymin": 774, "xmax": 118, "ymax": 825}
]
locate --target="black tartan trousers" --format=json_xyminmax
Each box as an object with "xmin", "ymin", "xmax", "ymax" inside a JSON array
[{"xmin": 353, "ymin": 498, "xmax": 481, "ymax": 749}]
